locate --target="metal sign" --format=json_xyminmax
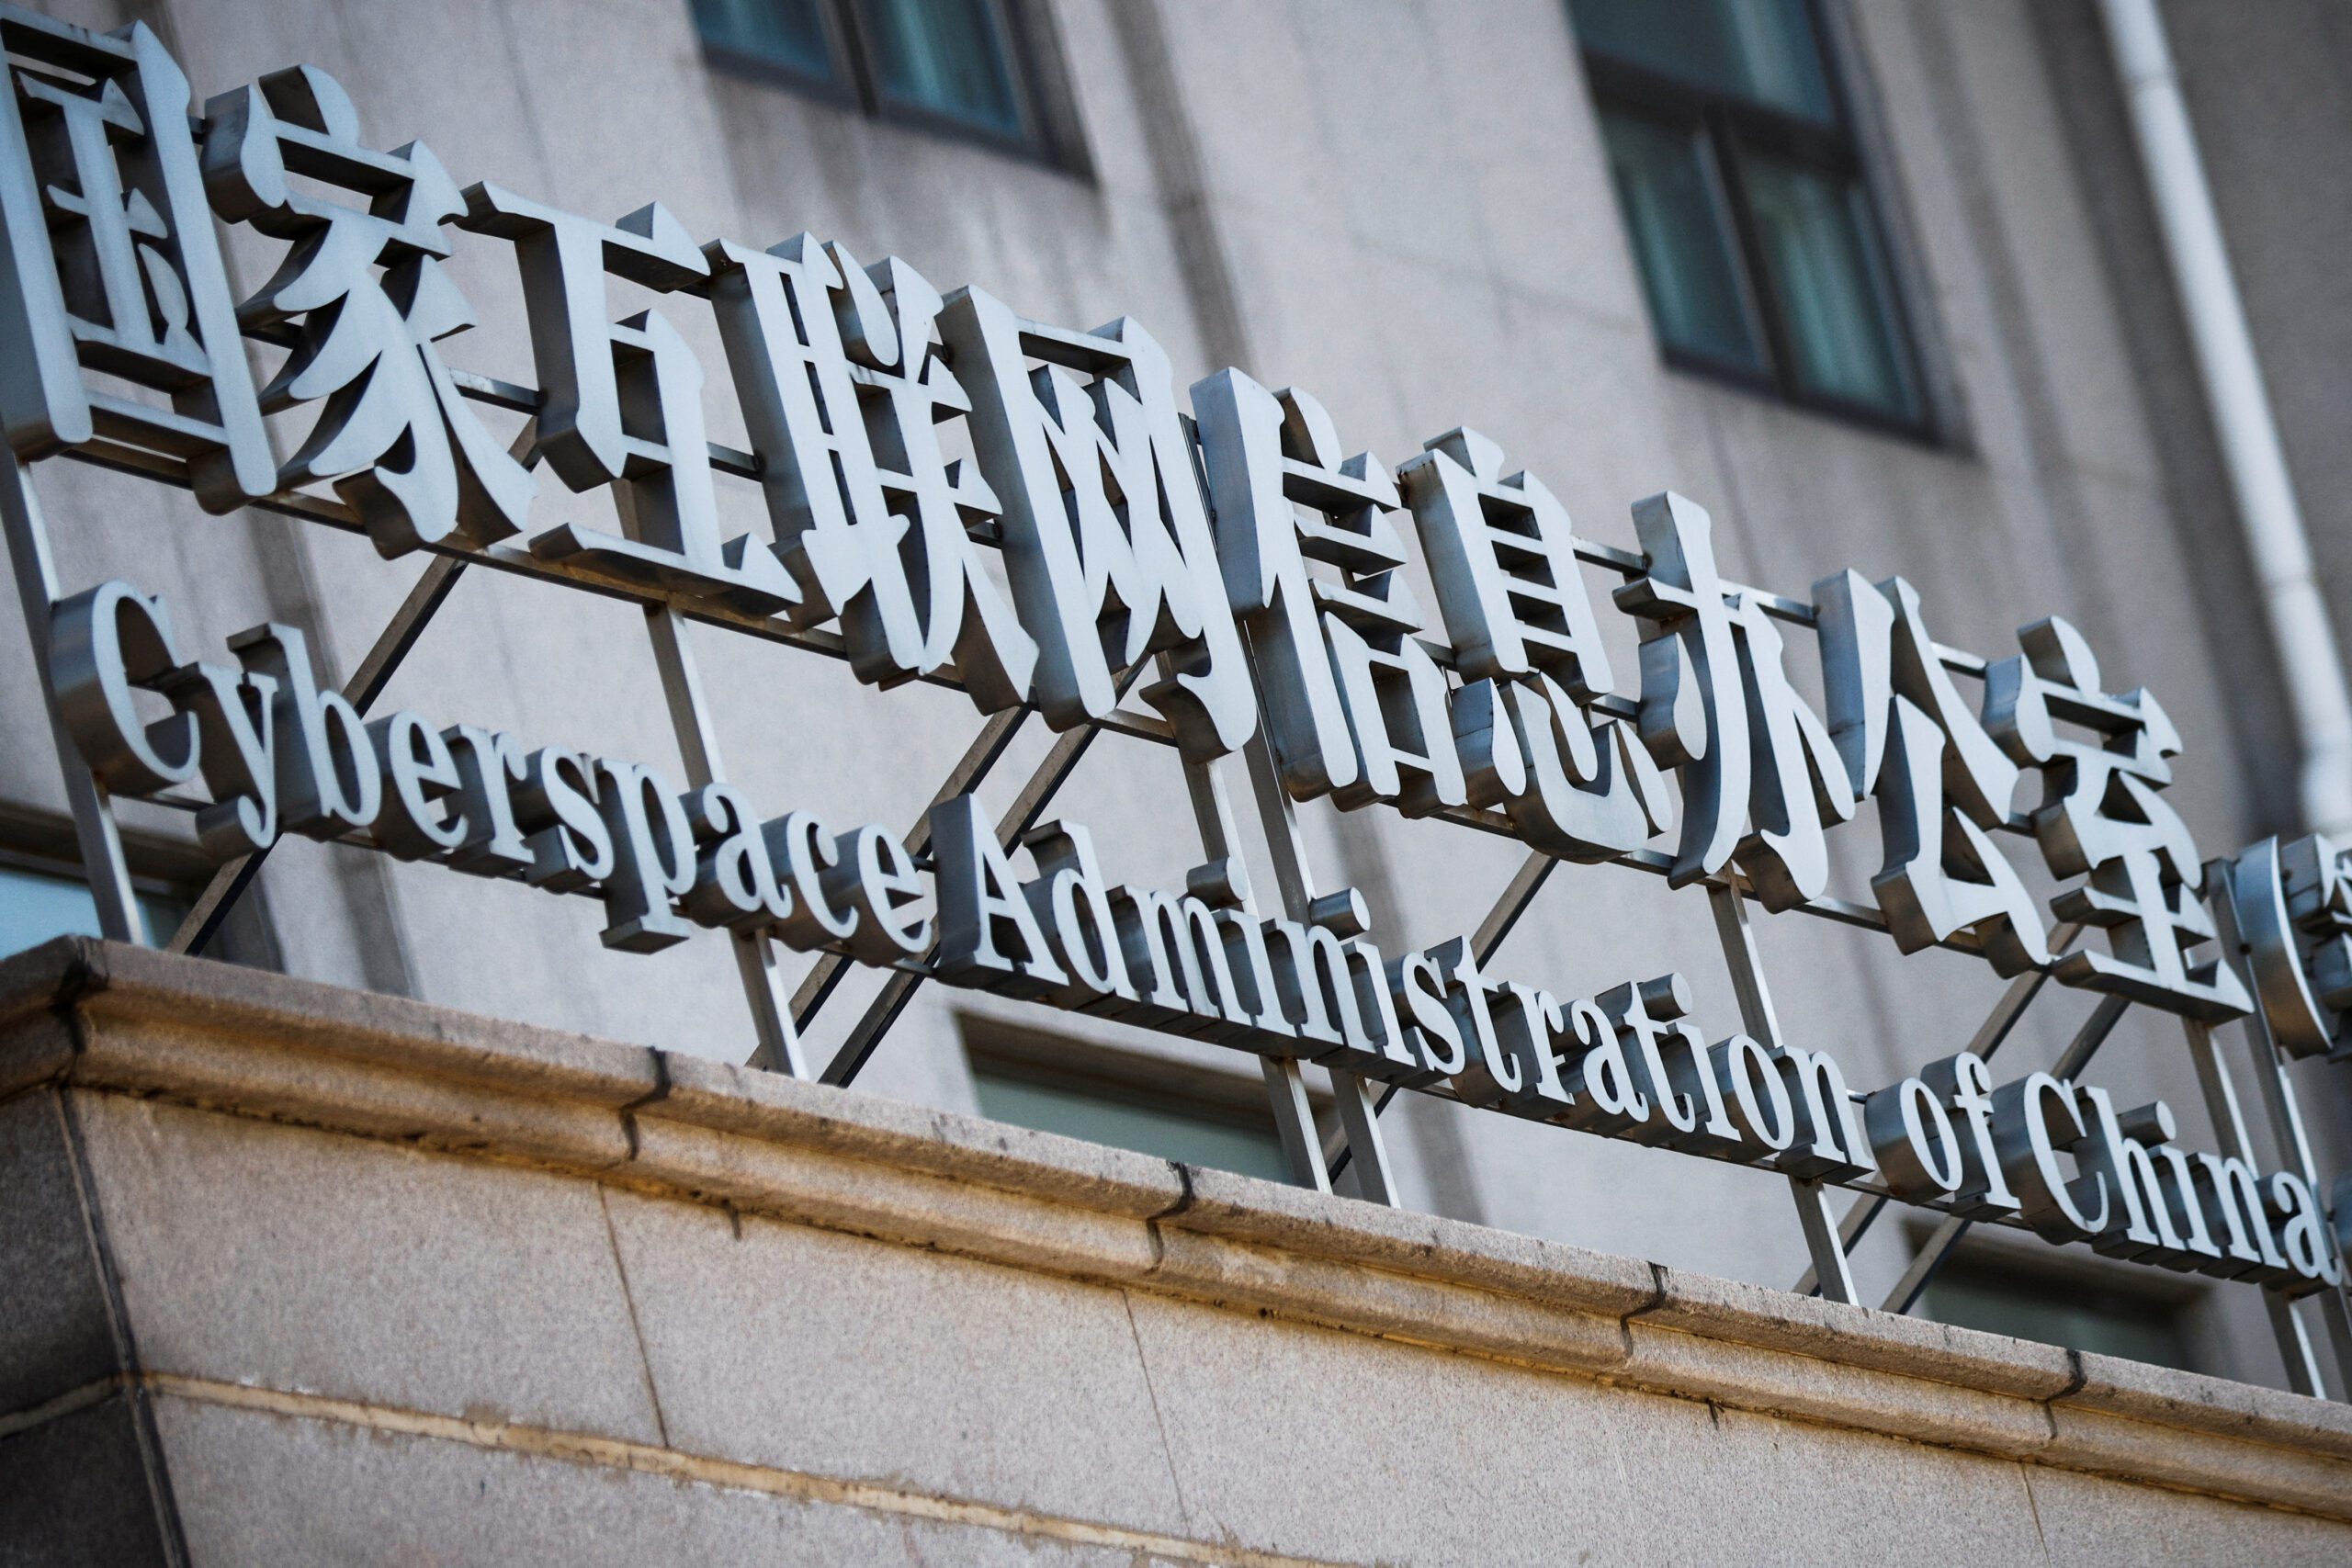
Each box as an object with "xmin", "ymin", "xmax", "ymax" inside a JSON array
[{"xmin": 4, "ymin": 9, "xmax": 2348, "ymax": 1394}]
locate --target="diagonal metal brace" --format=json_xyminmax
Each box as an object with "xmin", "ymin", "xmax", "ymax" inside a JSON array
[
  {"xmin": 1328, "ymin": 847, "xmax": 1556, "ymax": 1179},
  {"xmin": 1876, "ymin": 989, "xmax": 2130, "ymax": 1314},
  {"xmin": 168, "ymin": 552, "xmax": 469, "ymax": 956},
  {"xmin": 786, "ymin": 702, "xmax": 1031, "ymax": 1036},
  {"xmin": 817, "ymin": 666, "xmax": 1148, "ymax": 1088},
  {"xmin": 1792, "ymin": 920, "xmax": 2086, "ymax": 1295}
]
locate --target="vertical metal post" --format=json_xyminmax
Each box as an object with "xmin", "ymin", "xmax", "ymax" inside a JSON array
[
  {"xmin": 1238, "ymin": 731, "xmax": 1396, "ymax": 1202},
  {"xmin": 168, "ymin": 552, "xmax": 470, "ymax": 957},
  {"xmin": 1793, "ymin": 922, "xmax": 2086, "ymax": 1295},
  {"xmin": 2210, "ymin": 874, "xmax": 2352, "ymax": 1396},
  {"xmin": 2181, "ymin": 1014, "xmax": 2330, "ymax": 1396},
  {"xmin": 1328, "ymin": 848, "xmax": 1557, "ymax": 1180},
  {"xmin": 644, "ymin": 604, "xmax": 808, "ymax": 1078},
  {"xmin": 1175, "ymin": 744, "xmax": 1330, "ymax": 1196},
  {"xmin": 1707, "ymin": 875, "xmax": 1859, "ymax": 1304},
  {"xmin": 0, "ymin": 450, "xmax": 142, "ymax": 942}
]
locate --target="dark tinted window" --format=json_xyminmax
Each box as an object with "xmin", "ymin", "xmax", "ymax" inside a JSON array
[
  {"xmin": 855, "ymin": 0, "xmax": 1024, "ymax": 137},
  {"xmin": 693, "ymin": 0, "xmax": 1065, "ymax": 161},
  {"xmin": 1922, "ymin": 1265, "xmax": 2194, "ymax": 1373},
  {"xmin": 1570, "ymin": 0, "xmax": 1926, "ymax": 429}
]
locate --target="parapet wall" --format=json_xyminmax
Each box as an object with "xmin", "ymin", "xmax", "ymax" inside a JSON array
[{"xmin": 2, "ymin": 939, "xmax": 2347, "ymax": 1565}]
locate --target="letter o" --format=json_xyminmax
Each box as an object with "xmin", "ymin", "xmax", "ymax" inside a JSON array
[
  {"xmin": 1719, "ymin": 1033, "xmax": 1793, "ymax": 1153},
  {"xmin": 1868, "ymin": 1077, "xmax": 1962, "ymax": 1201}
]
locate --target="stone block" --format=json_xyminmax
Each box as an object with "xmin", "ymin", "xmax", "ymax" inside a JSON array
[
  {"xmin": 2022, "ymin": 1458, "xmax": 2352, "ymax": 1567},
  {"xmin": 73, "ymin": 1096, "xmax": 662, "ymax": 1445},
  {"xmin": 2062, "ymin": 1348, "xmax": 2352, "ymax": 1459},
  {"xmin": 1618, "ymin": 1316, "xmax": 2060, "ymax": 1461},
  {"xmin": 1126, "ymin": 1284, "xmax": 2066, "ymax": 1565},
  {"xmin": 599, "ymin": 1187, "xmax": 1193, "ymax": 1537},
  {"xmin": 1643, "ymin": 1265, "xmax": 2079, "ymax": 1398},
  {"xmin": 70, "ymin": 939, "xmax": 667, "ymax": 1114},
  {"xmin": 149, "ymin": 1393, "xmax": 1175, "ymax": 1567},
  {"xmin": 1124, "ymin": 1284, "xmax": 1670, "ymax": 1565},
  {"xmin": 2041, "ymin": 1401, "xmax": 2352, "ymax": 1519},
  {"xmin": 650, "ymin": 1047, "xmax": 1191, "ymax": 1219},
  {"xmin": 0, "ymin": 1391, "xmax": 170, "ymax": 1568},
  {"xmin": 1172, "ymin": 1160, "xmax": 1661, "ymax": 1319},
  {"xmin": 0, "ymin": 949, "xmax": 79, "ymax": 1100},
  {"xmin": 0, "ymin": 1090, "xmax": 118, "ymax": 1418},
  {"xmin": 1140, "ymin": 1225, "xmax": 1633, "ymax": 1375}
]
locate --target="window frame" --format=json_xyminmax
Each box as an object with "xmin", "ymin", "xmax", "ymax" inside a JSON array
[
  {"xmin": 0, "ymin": 808, "xmax": 278, "ymax": 969},
  {"xmin": 1911, "ymin": 1226, "xmax": 2211, "ymax": 1376},
  {"xmin": 1577, "ymin": 0, "xmax": 1933, "ymax": 439},
  {"xmin": 958, "ymin": 1014, "xmax": 1313, "ymax": 1180},
  {"xmin": 695, "ymin": 0, "xmax": 1088, "ymax": 175}
]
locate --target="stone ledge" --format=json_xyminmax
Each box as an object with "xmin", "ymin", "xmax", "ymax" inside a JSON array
[{"xmin": 4, "ymin": 938, "xmax": 2349, "ymax": 1520}]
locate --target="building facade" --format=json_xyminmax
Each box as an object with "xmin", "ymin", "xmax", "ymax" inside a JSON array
[{"xmin": 6, "ymin": 0, "xmax": 2352, "ymax": 1559}]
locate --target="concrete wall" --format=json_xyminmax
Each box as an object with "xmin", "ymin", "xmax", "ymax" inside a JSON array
[
  {"xmin": 4, "ymin": 941, "xmax": 2350, "ymax": 1565},
  {"xmin": 0, "ymin": 0, "xmax": 2339, "ymax": 1394}
]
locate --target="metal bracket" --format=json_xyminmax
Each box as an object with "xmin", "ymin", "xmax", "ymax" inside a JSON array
[
  {"xmin": 2, "ymin": 448, "xmax": 142, "ymax": 943},
  {"xmin": 1707, "ymin": 874, "xmax": 1859, "ymax": 1305},
  {"xmin": 1792, "ymin": 921, "xmax": 2086, "ymax": 1297},
  {"xmin": 1239, "ymin": 729, "xmax": 1395, "ymax": 1202},
  {"xmin": 1872, "ymin": 990, "xmax": 2129, "ymax": 1314},
  {"xmin": 644, "ymin": 604, "xmax": 808, "ymax": 1078},
  {"xmin": 815, "ymin": 662, "xmax": 1148, "ymax": 1089}
]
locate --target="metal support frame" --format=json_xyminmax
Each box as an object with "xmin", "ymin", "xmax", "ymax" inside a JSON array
[
  {"xmin": 1707, "ymin": 874, "xmax": 1860, "ymax": 1304},
  {"xmin": 2209, "ymin": 881, "xmax": 2352, "ymax": 1394},
  {"xmin": 168, "ymin": 416, "xmax": 543, "ymax": 958},
  {"xmin": 2, "ymin": 448, "xmax": 143, "ymax": 942},
  {"xmin": 26, "ymin": 318, "xmax": 2346, "ymax": 1374},
  {"xmin": 1159, "ymin": 733, "xmax": 1331, "ymax": 1197},
  {"xmin": 644, "ymin": 605, "xmax": 808, "ymax": 1077},
  {"xmin": 2179, "ymin": 1013, "xmax": 2333, "ymax": 1396},
  {"xmin": 1873, "ymin": 990, "xmax": 2128, "ymax": 1314},
  {"xmin": 810, "ymin": 662, "xmax": 1148, "ymax": 1089},
  {"xmin": 166, "ymin": 552, "xmax": 469, "ymax": 956},
  {"xmin": 1792, "ymin": 922, "xmax": 2086, "ymax": 1297},
  {"xmin": 1239, "ymin": 729, "xmax": 1396, "ymax": 1203}
]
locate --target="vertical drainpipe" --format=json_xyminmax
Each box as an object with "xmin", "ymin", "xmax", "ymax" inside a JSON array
[{"xmin": 2098, "ymin": 0, "xmax": 2352, "ymax": 838}]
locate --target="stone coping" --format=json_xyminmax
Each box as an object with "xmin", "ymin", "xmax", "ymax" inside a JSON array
[{"xmin": 3, "ymin": 938, "xmax": 2348, "ymax": 1520}]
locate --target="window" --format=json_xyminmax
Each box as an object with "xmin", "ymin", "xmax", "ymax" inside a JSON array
[
  {"xmin": 1919, "ymin": 1259, "xmax": 2195, "ymax": 1373},
  {"xmin": 963, "ymin": 1021, "xmax": 1295, "ymax": 1182},
  {"xmin": 1568, "ymin": 0, "xmax": 1926, "ymax": 429},
  {"xmin": 0, "ymin": 852, "xmax": 187, "ymax": 959},
  {"xmin": 691, "ymin": 0, "xmax": 1074, "ymax": 164}
]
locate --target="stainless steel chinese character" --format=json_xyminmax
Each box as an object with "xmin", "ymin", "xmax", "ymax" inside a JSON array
[
  {"xmin": 1193, "ymin": 371, "xmax": 1463, "ymax": 812},
  {"xmin": 707, "ymin": 234, "xmax": 1033, "ymax": 708},
  {"xmin": 203, "ymin": 65, "xmax": 536, "ymax": 556},
  {"xmin": 1818, "ymin": 570, "xmax": 2052, "ymax": 973},
  {"xmin": 1987, "ymin": 615, "xmax": 2247, "ymax": 1015},
  {"xmin": 1613, "ymin": 492, "xmax": 1747, "ymax": 885},
  {"xmin": 1602, "ymin": 493, "xmax": 1856, "ymax": 901},
  {"xmin": 944, "ymin": 291, "xmax": 1254, "ymax": 759},
  {"xmin": 1401, "ymin": 428, "xmax": 1661, "ymax": 855},
  {"xmin": 1728, "ymin": 594, "xmax": 1858, "ymax": 907},
  {"xmin": 462, "ymin": 186, "xmax": 797, "ymax": 614},
  {"xmin": 0, "ymin": 9, "xmax": 271, "ymax": 508}
]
